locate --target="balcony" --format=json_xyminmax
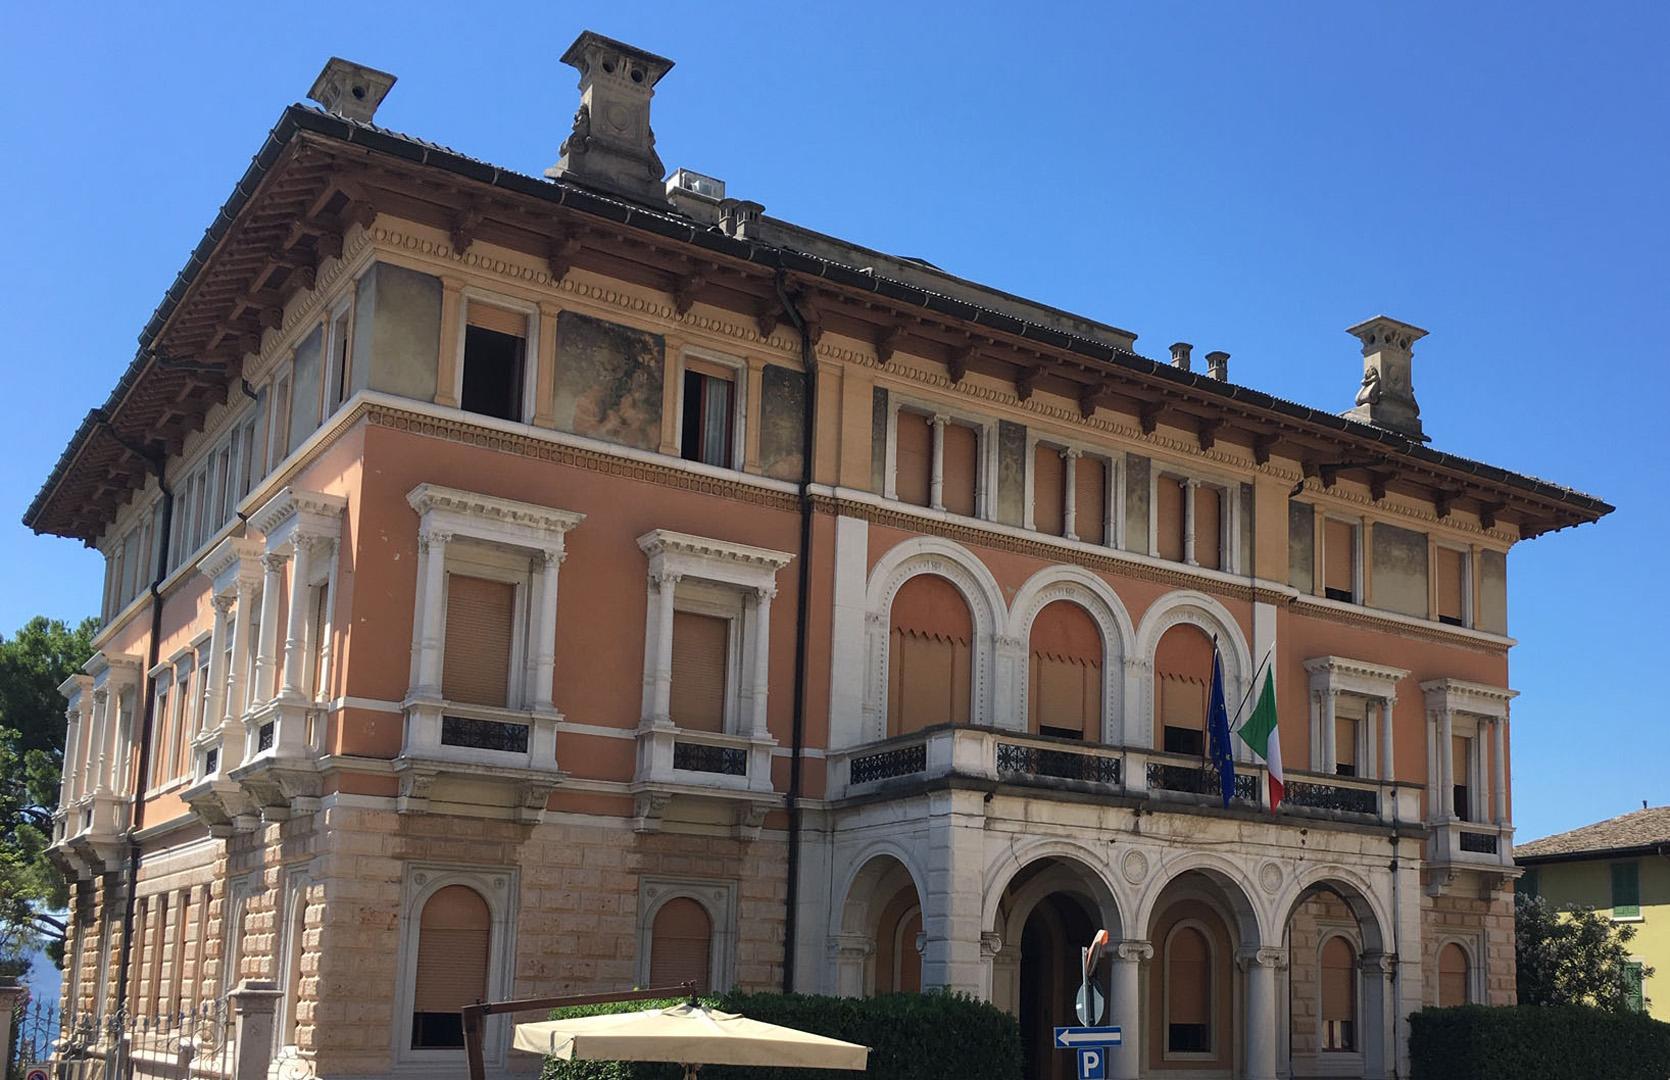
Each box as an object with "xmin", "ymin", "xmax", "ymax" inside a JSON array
[
  {"xmin": 631, "ymin": 722, "xmax": 778, "ymax": 838},
  {"xmin": 53, "ymin": 792, "xmax": 132, "ymax": 877},
  {"xmin": 1428, "ymin": 817, "xmax": 1515, "ymax": 879},
  {"xmin": 393, "ymin": 699, "xmax": 566, "ymax": 820}
]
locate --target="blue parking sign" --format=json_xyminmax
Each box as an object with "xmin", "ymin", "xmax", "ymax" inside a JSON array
[{"xmin": 1076, "ymin": 1047, "xmax": 1105, "ymax": 1080}]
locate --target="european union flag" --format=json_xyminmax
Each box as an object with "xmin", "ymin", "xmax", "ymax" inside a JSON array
[{"xmin": 1207, "ymin": 643, "xmax": 1235, "ymax": 809}]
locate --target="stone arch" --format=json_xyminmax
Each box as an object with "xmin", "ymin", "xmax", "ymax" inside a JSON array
[
  {"xmin": 1135, "ymin": 849, "xmax": 1269, "ymax": 948},
  {"xmin": 830, "ymin": 847, "xmax": 929, "ymax": 998},
  {"xmin": 1273, "ymin": 865, "xmax": 1391, "ymax": 955},
  {"xmin": 1006, "ymin": 566, "xmax": 1138, "ymax": 743},
  {"xmin": 863, "ymin": 537, "xmax": 1006, "ymax": 739},
  {"xmin": 983, "ymin": 842, "xmax": 1128, "ymax": 946},
  {"xmin": 1134, "ymin": 590, "xmax": 1254, "ymax": 750}
]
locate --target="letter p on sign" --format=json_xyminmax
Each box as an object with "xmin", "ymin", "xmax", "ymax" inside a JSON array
[{"xmin": 1076, "ymin": 1047, "xmax": 1104, "ymax": 1080}]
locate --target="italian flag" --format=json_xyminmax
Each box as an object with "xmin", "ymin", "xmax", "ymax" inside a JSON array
[{"xmin": 1235, "ymin": 666, "xmax": 1284, "ymax": 812}]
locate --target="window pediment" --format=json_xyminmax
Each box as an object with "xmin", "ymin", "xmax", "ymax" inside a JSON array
[
  {"xmin": 407, "ymin": 483, "xmax": 584, "ymax": 554},
  {"xmin": 637, "ymin": 529, "xmax": 793, "ymax": 587},
  {"xmin": 1303, "ymin": 655, "xmax": 1409, "ymax": 701}
]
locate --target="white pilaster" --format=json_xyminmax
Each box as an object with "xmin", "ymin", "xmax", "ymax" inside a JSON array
[
  {"xmin": 1380, "ymin": 695, "xmax": 1397, "ymax": 781},
  {"xmin": 1492, "ymin": 716, "xmax": 1508, "ymax": 825},
  {"xmin": 1322, "ymin": 688, "xmax": 1339, "ymax": 774},
  {"xmin": 749, "ymin": 587, "xmax": 773, "ymax": 736},
  {"xmin": 279, "ymin": 538, "xmax": 312, "ymax": 700},
  {"xmin": 919, "ymin": 791, "xmax": 986, "ymax": 994},
  {"xmin": 1062, "ymin": 448, "xmax": 1080, "ymax": 541},
  {"xmin": 1439, "ymin": 707, "xmax": 1455, "ymax": 819},
  {"xmin": 648, "ymin": 571, "xmax": 679, "ymax": 727},
  {"xmin": 530, "ymin": 548, "xmax": 563, "ymax": 714},
  {"xmin": 1182, "ymin": 477, "xmax": 1199, "ymax": 565},
  {"xmin": 254, "ymin": 552, "xmax": 288, "ymax": 704},
  {"xmin": 411, "ymin": 532, "xmax": 449, "ymax": 699},
  {"xmin": 929, "ymin": 414, "xmax": 947, "ymax": 512},
  {"xmin": 1109, "ymin": 941, "xmax": 1150, "ymax": 1080},
  {"xmin": 204, "ymin": 595, "xmax": 233, "ymax": 737}
]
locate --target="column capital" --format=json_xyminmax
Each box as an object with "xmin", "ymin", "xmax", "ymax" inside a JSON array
[
  {"xmin": 754, "ymin": 584, "xmax": 778, "ymax": 602},
  {"xmin": 827, "ymin": 932, "xmax": 875, "ymax": 962},
  {"xmin": 417, "ymin": 529, "xmax": 452, "ymax": 553},
  {"xmin": 1062, "ymin": 446, "xmax": 1082, "ymax": 460},
  {"xmin": 536, "ymin": 546, "xmax": 566, "ymax": 569},
  {"xmin": 1236, "ymin": 945, "xmax": 1288, "ymax": 971},
  {"xmin": 1113, "ymin": 940, "xmax": 1153, "ymax": 963},
  {"xmin": 929, "ymin": 413, "xmax": 950, "ymax": 428},
  {"xmin": 90, "ymin": 686, "xmax": 109, "ymax": 705},
  {"xmin": 1358, "ymin": 950, "xmax": 1396, "ymax": 976},
  {"xmin": 650, "ymin": 570, "xmax": 682, "ymax": 592},
  {"xmin": 211, "ymin": 593, "xmax": 237, "ymax": 615},
  {"xmin": 260, "ymin": 550, "xmax": 290, "ymax": 572},
  {"xmin": 980, "ymin": 930, "xmax": 1004, "ymax": 959}
]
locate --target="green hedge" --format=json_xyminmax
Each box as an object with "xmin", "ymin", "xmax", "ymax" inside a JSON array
[
  {"xmin": 1410, "ymin": 1004, "xmax": 1670, "ymax": 1080},
  {"xmin": 537, "ymin": 991, "xmax": 1022, "ymax": 1080}
]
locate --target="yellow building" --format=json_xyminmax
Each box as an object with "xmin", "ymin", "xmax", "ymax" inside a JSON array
[{"xmin": 1515, "ymin": 806, "xmax": 1670, "ymax": 1019}]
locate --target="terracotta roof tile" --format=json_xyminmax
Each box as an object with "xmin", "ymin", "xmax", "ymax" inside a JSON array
[{"xmin": 1515, "ymin": 806, "xmax": 1670, "ymax": 861}]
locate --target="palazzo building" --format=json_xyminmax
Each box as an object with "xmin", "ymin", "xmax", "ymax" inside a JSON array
[{"xmin": 26, "ymin": 33, "xmax": 1610, "ymax": 1080}]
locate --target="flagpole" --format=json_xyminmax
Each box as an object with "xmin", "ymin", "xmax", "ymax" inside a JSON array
[{"xmin": 1229, "ymin": 647, "xmax": 1276, "ymax": 730}]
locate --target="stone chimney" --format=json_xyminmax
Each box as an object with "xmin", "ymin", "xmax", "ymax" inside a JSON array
[
  {"xmin": 546, "ymin": 31, "xmax": 675, "ymax": 206},
  {"xmin": 1169, "ymin": 342, "xmax": 1193, "ymax": 371},
  {"xmin": 307, "ymin": 58, "xmax": 397, "ymax": 122},
  {"xmin": 1205, "ymin": 350, "xmax": 1229, "ymax": 380},
  {"xmin": 1345, "ymin": 315, "xmax": 1429, "ymax": 441}
]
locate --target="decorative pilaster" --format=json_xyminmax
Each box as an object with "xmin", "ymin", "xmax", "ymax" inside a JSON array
[
  {"xmin": 530, "ymin": 547, "xmax": 563, "ymax": 714},
  {"xmin": 647, "ymin": 571, "xmax": 680, "ymax": 728},
  {"xmin": 1062, "ymin": 449, "xmax": 1081, "ymax": 541},
  {"xmin": 1492, "ymin": 715, "xmax": 1508, "ymax": 825},
  {"xmin": 279, "ymin": 537, "xmax": 313, "ymax": 700},
  {"xmin": 411, "ymin": 531, "xmax": 450, "ymax": 700},
  {"xmin": 748, "ymin": 586, "xmax": 774, "ymax": 736},
  {"xmin": 1321, "ymin": 688, "xmax": 1339, "ymax": 774},
  {"xmin": 254, "ymin": 552, "xmax": 288, "ymax": 704},
  {"xmin": 929, "ymin": 415, "xmax": 948, "ymax": 511},
  {"xmin": 1359, "ymin": 951, "xmax": 1396, "ymax": 1080},
  {"xmin": 1182, "ymin": 477, "xmax": 1199, "ymax": 565},
  {"xmin": 89, "ymin": 688, "xmax": 111, "ymax": 795},
  {"xmin": 1438, "ymin": 707, "xmax": 1455, "ymax": 819},
  {"xmin": 1379, "ymin": 695, "xmax": 1397, "ymax": 781},
  {"xmin": 204, "ymin": 595, "xmax": 234, "ymax": 738},
  {"xmin": 1237, "ymin": 946, "xmax": 1287, "ymax": 1080},
  {"xmin": 225, "ymin": 576, "xmax": 256, "ymax": 727}
]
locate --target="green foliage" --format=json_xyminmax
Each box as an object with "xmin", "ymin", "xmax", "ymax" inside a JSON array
[
  {"xmin": 537, "ymin": 991, "xmax": 1023, "ymax": 1080},
  {"xmin": 1410, "ymin": 1004, "xmax": 1670, "ymax": 1080},
  {"xmin": 1515, "ymin": 891, "xmax": 1654, "ymax": 1011},
  {"xmin": 0, "ymin": 615, "xmax": 98, "ymax": 968}
]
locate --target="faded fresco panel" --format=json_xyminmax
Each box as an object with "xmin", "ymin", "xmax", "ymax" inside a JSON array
[
  {"xmin": 553, "ymin": 311, "xmax": 664, "ymax": 451},
  {"xmin": 1289, "ymin": 501, "xmax": 1315, "ymax": 591},
  {"xmin": 1239, "ymin": 483, "xmax": 1253, "ymax": 571},
  {"xmin": 996, "ymin": 421, "xmax": 1028, "ymax": 527},
  {"xmin": 759, "ymin": 365, "xmax": 807, "ymax": 481},
  {"xmin": 1371, "ymin": 522, "xmax": 1429, "ymax": 618},
  {"xmin": 870, "ymin": 388, "xmax": 889, "ymax": 493},
  {"xmin": 352, "ymin": 261, "xmax": 441, "ymax": 402},
  {"xmin": 1123, "ymin": 454, "xmax": 1151, "ymax": 554},
  {"xmin": 1478, "ymin": 549, "xmax": 1508, "ymax": 634}
]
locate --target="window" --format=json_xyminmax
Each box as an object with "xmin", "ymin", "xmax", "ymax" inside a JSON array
[
  {"xmin": 461, "ymin": 304, "xmax": 528, "ymax": 422},
  {"xmin": 1452, "ymin": 734, "xmax": 1472, "ymax": 820},
  {"xmin": 1436, "ymin": 546, "xmax": 1467, "ymax": 626},
  {"xmin": 326, "ymin": 305, "xmax": 353, "ymax": 414},
  {"xmin": 894, "ymin": 411, "xmax": 933, "ymax": 507},
  {"xmin": 1624, "ymin": 961, "xmax": 1646, "ymax": 1012},
  {"xmin": 411, "ymin": 885, "xmax": 491, "ymax": 1049},
  {"xmin": 1033, "ymin": 444, "xmax": 1066, "ymax": 536},
  {"xmin": 1437, "ymin": 943, "xmax": 1470, "ymax": 1006},
  {"xmin": 940, "ymin": 422, "xmax": 979, "ymax": 517},
  {"xmin": 1611, "ymin": 862, "xmax": 1641, "ymax": 919},
  {"xmin": 1336, "ymin": 711, "xmax": 1359, "ymax": 778},
  {"xmin": 1165, "ymin": 925, "xmax": 1212, "ymax": 1054},
  {"xmin": 680, "ymin": 359, "xmax": 737, "ymax": 468},
  {"xmin": 441, "ymin": 574, "xmax": 517, "ymax": 708},
  {"xmin": 269, "ymin": 372, "xmax": 293, "ymax": 467},
  {"xmin": 887, "ymin": 574, "xmax": 973, "ymax": 736},
  {"xmin": 1324, "ymin": 518, "xmax": 1358, "ymax": 602},
  {"xmin": 280, "ymin": 875, "xmax": 309, "ymax": 1047},
  {"xmin": 1155, "ymin": 476, "xmax": 1185, "ymax": 562},
  {"xmin": 1028, "ymin": 601, "xmax": 1102, "ymax": 741},
  {"xmin": 670, "ymin": 610, "xmax": 731, "ymax": 732},
  {"xmin": 1155, "ymin": 624, "xmax": 1212, "ymax": 757},
  {"xmin": 173, "ymin": 666, "xmax": 194, "ymax": 781},
  {"xmin": 148, "ymin": 677, "xmax": 172, "ymax": 790},
  {"xmin": 1075, "ymin": 454, "xmax": 1108, "ymax": 545},
  {"xmin": 648, "ymin": 897, "xmax": 712, "ymax": 991},
  {"xmin": 1321, "ymin": 937, "xmax": 1357, "ymax": 1051},
  {"xmin": 1195, "ymin": 484, "xmax": 1222, "ymax": 570}
]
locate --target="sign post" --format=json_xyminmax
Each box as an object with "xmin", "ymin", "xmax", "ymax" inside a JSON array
[{"xmin": 1060, "ymin": 930, "xmax": 1120, "ymax": 1075}]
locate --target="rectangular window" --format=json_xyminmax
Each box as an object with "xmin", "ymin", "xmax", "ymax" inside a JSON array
[
  {"xmin": 1075, "ymin": 455, "xmax": 1107, "ymax": 545},
  {"xmin": 1161, "ymin": 676, "xmax": 1207, "ymax": 757},
  {"xmin": 1612, "ymin": 862, "xmax": 1641, "ymax": 919},
  {"xmin": 894, "ymin": 411, "xmax": 933, "ymax": 507},
  {"xmin": 1452, "ymin": 734, "xmax": 1472, "ymax": 821},
  {"xmin": 1033, "ymin": 445, "xmax": 1065, "ymax": 536},
  {"xmin": 1155, "ymin": 476, "xmax": 1185, "ymax": 562},
  {"xmin": 1195, "ymin": 485, "xmax": 1222, "ymax": 570},
  {"xmin": 174, "ymin": 668, "xmax": 193, "ymax": 780},
  {"xmin": 1335, "ymin": 714, "xmax": 1359, "ymax": 777},
  {"xmin": 270, "ymin": 374, "xmax": 293, "ymax": 467},
  {"xmin": 1437, "ymin": 546, "xmax": 1467, "ymax": 626},
  {"xmin": 441, "ymin": 574, "xmax": 516, "ymax": 707},
  {"xmin": 670, "ymin": 610, "xmax": 730, "ymax": 732},
  {"xmin": 148, "ymin": 684, "xmax": 171, "ymax": 789},
  {"xmin": 1324, "ymin": 518, "xmax": 1356, "ymax": 602},
  {"xmin": 680, "ymin": 360, "xmax": 736, "ymax": 468},
  {"xmin": 941, "ymin": 422, "xmax": 979, "ymax": 518},
  {"xmin": 1624, "ymin": 961, "xmax": 1645, "ymax": 1012},
  {"xmin": 461, "ymin": 305, "xmax": 527, "ymax": 422},
  {"xmin": 327, "ymin": 307, "xmax": 353, "ymax": 413}
]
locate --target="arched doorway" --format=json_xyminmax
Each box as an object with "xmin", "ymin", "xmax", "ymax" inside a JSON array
[
  {"xmin": 1279, "ymin": 878, "xmax": 1390, "ymax": 1078},
  {"xmin": 1144, "ymin": 868, "xmax": 1262, "ymax": 1078},
  {"xmin": 835, "ymin": 853, "xmax": 924, "ymax": 997}
]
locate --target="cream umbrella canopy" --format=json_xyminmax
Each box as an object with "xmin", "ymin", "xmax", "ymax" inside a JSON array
[{"xmin": 514, "ymin": 1001, "xmax": 870, "ymax": 1080}]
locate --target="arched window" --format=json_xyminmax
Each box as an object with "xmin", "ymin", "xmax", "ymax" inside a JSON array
[
  {"xmin": 1165, "ymin": 924, "xmax": 1212, "ymax": 1054},
  {"xmin": 650, "ymin": 898, "xmax": 712, "ymax": 991},
  {"xmin": 1029, "ymin": 601, "xmax": 1103, "ymax": 741},
  {"xmin": 412, "ymin": 886, "xmax": 491, "ymax": 1049},
  {"xmin": 1155, "ymin": 624, "xmax": 1214, "ymax": 757},
  {"xmin": 1438, "ymin": 943, "xmax": 1470, "ymax": 1007},
  {"xmin": 1321, "ymin": 936, "xmax": 1357, "ymax": 1051},
  {"xmin": 888, "ymin": 575, "xmax": 972, "ymax": 736}
]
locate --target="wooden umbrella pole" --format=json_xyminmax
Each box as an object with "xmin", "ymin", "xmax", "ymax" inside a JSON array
[{"xmin": 462, "ymin": 982, "xmax": 697, "ymax": 1080}]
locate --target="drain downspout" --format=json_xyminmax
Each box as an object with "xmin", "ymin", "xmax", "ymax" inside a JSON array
[{"xmin": 773, "ymin": 270, "xmax": 817, "ymax": 992}]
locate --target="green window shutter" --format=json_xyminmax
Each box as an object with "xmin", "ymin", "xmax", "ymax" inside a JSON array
[
  {"xmin": 1520, "ymin": 868, "xmax": 1539, "ymax": 900},
  {"xmin": 1611, "ymin": 862, "xmax": 1641, "ymax": 918},
  {"xmin": 1623, "ymin": 962, "xmax": 1645, "ymax": 1013}
]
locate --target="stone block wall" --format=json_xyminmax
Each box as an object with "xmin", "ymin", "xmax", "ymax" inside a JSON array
[{"xmin": 1419, "ymin": 884, "xmax": 1515, "ymax": 1006}]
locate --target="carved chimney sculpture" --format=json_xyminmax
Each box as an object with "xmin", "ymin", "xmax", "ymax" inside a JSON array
[
  {"xmin": 1345, "ymin": 315, "xmax": 1429, "ymax": 441},
  {"xmin": 547, "ymin": 31, "xmax": 675, "ymax": 206},
  {"xmin": 307, "ymin": 58, "xmax": 397, "ymax": 122}
]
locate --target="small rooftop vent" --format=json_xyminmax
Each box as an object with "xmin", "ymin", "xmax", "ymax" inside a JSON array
[
  {"xmin": 667, "ymin": 168, "xmax": 726, "ymax": 201},
  {"xmin": 307, "ymin": 58, "xmax": 397, "ymax": 122}
]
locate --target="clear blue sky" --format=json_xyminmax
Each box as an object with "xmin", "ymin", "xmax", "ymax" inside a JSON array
[{"xmin": 2, "ymin": 3, "xmax": 1663, "ymax": 841}]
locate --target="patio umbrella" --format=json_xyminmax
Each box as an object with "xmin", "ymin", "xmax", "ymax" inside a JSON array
[{"xmin": 514, "ymin": 1001, "xmax": 870, "ymax": 1080}]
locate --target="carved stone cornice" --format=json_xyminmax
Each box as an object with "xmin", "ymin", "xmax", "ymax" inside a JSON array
[
  {"xmin": 637, "ymin": 529, "xmax": 795, "ymax": 573},
  {"xmin": 248, "ymin": 486, "xmax": 348, "ymax": 543},
  {"xmin": 407, "ymin": 483, "xmax": 586, "ymax": 540}
]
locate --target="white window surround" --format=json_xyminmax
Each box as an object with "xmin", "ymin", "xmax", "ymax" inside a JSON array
[
  {"xmin": 881, "ymin": 395, "xmax": 998, "ymax": 519},
  {"xmin": 323, "ymin": 294, "xmax": 356, "ymax": 416},
  {"xmin": 635, "ymin": 876, "xmax": 739, "ymax": 992},
  {"xmin": 1149, "ymin": 459, "xmax": 1244, "ymax": 574},
  {"xmin": 403, "ymin": 484, "xmax": 584, "ymax": 774},
  {"xmin": 674, "ymin": 344, "xmax": 748, "ymax": 471},
  {"xmin": 451, "ymin": 288, "xmax": 541, "ymax": 424},
  {"xmin": 392, "ymin": 864, "xmax": 519, "ymax": 1070},
  {"xmin": 635, "ymin": 529, "xmax": 793, "ymax": 799},
  {"xmin": 1420, "ymin": 678, "xmax": 1515, "ymax": 829},
  {"xmin": 1023, "ymin": 432, "xmax": 1121, "ymax": 546},
  {"xmin": 1303, "ymin": 656, "xmax": 1409, "ymax": 780}
]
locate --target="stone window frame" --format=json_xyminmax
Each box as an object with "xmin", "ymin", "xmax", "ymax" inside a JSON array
[
  {"xmin": 1160, "ymin": 916, "xmax": 1219, "ymax": 1063},
  {"xmin": 1313, "ymin": 925, "xmax": 1366, "ymax": 1060},
  {"xmin": 1147, "ymin": 457, "xmax": 1245, "ymax": 575},
  {"xmin": 275, "ymin": 867, "xmax": 313, "ymax": 1055},
  {"xmin": 449, "ymin": 286, "xmax": 543, "ymax": 425},
  {"xmin": 1302, "ymin": 656, "xmax": 1408, "ymax": 780},
  {"xmin": 672, "ymin": 343, "xmax": 750, "ymax": 473},
  {"xmin": 1420, "ymin": 679, "xmax": 1515, "ymax": 827},
  {"xmin": 392, "ymin": 863, "xmax": 519, "ymax": 1070},
  {"xmin": 322, "ymin": 291, "xmax": 358, "ymax": 419},
  {"xmin": 1023, "ymin": 430, "xmax": 1122, "ymax": 547},
  {"xmin": 1433, "ymin": 934, "xmax": 1481, "ymax": 1006},
  {"xmin": 635, "ymin": 875, "xmax": 739, "ymax": 993},
  {"xmin": 881, "ymin": 392, "xmax": 998, "ymax": 521},
  {"xmin": 1315, "ymin": 510, "xmax": 1366, "ymax": 604}
]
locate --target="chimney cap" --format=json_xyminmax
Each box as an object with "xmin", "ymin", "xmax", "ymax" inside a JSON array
[
  {"xmin": 560, "ymin": 31, "xmax": 675, "ymax": 87},
  {"xmin": 1346, "ymin": 315, "xmax": 1428, "ymax": 351},
  {"xmin": 307, "ymin": 57, "xmax": 397, "ymax": 122}
]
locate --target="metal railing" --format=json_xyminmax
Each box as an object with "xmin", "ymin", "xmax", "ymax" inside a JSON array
[{"xmin": 10, "ymin": 997, "xmax": 238, "ymax": 1080}]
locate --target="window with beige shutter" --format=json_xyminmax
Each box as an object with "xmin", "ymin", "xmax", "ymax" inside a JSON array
[
  {"xmin": 1033, "ymin": 444, "xmax": 1065, "ymax": 536},
  {"xmin": 1321, "ymin": 936, "xmax": 1357, "ymax": 1050},
  {"xmin": 1028, "ymin": 601, "xmax": 1103, "ymax": 741},
  {"xmin": 894, "ymin": 411, "xmax": 933, "ymax": 507},
  {"xmin": 649, "ymin": 897, "xmax": 712, "ymax": 991},
  {"xmin": 412, "ymin": 885, "xmax": 491, "ymax": 1049},
  {"xmin": 941, "ymin": 422, "xmax": 979, "ymax": 517},
  {"xmin": 1438, "ymin": 943, "xmax": 1469, "ymax": 1007},
  {"xmin": 1156, "ymin": 475, "xmax": 1185, "ymax": 562},
  {"xmin": 1155, "ymin": 624, "xmax": 1213, "ymax": 757},
  {"xmin": 887, "ymin": 574, "xmax": 973, "ymax": 736},
  {"xmin": 1166, "ymin": 925, "xmax": 1212, "ymax": 1053},
  {"xmin": 1195, "ymin": 485, "xmax": 1222, "ymax": 570},
  {"xmin": 1324, "ymin": 519, "xmax": 1356, "ymax": 601},
  {"xmin": 442, "ymin": 575, "xmax": 516, "ymax": 708},
  {"xmin": 1075, "ymin": 455, "xmax": 1107, "ymax": 545},
  {"xmin": 671, "ymin": 611, "xmax": 730, "ymax": 732},
  {"xmin": 1436, "ymin": 546, "xmax": 1466, "ymax": 625}
]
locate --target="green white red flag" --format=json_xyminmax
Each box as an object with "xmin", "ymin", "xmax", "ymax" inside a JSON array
[{"xmin": 1235, "ymin": 666, "xmax": 1284, "ymax": 812}]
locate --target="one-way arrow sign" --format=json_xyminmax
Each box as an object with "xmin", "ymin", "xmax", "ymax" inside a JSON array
[{"xmin": 1054, "ymin": 1026, "xmax": 1123, "ymax": 1049}]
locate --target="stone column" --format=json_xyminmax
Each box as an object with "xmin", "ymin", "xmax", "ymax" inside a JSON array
[
  {"xmin": 929, "ymin": 415, "xmax": 947, "ymax": 511},
  {"xmin": 1321, "ymin": 689, "xmax": 1338, "ymax": 775},
  {"xmin": 61, "ymin": 703, "xmax": 83, "ymax": 807},
  {"xmin": 254, "ymin": 552, "xmax": 288, "ymax": 704},
  {"xmin": 279, "ymin": 538, "xmax": 313, "ymax": 700},
  {"xmin": 1109, "ymin": 941, "xmax": 1151, "ymax": 1080},
  {"xmin": 1239, "ymin": 947, "xmax": 1284, "ymax": 1080},
  {"xmin": 530, "ymin": 548, "xmax": 563, "ymax": 713},
  {"xmin": 648, "ymin": 572, "xmax": 680, "ymax": 727},
  {"xmin": 312, "ymin": 539, "xmax": 339, "ymax": 701},
  {"xmin": 1182, "ymin": 478, "xmax": 1199, "ymax": 565},
  {"xmin": 90, "ymin": 688, "xmax": 111, "ymax": 794},
  {"xmin": 225, "ymin": 577, "xmax": 255, "ymax": 726},
  {"xmin": 1360, "ymin": 951, "xmax": 1394, "ymax": 1080},
  {"xmin": 1063, "ymin": 449, "xmax": 1081, "ymax": 541},
  {"xmin": 1492, "ymin": 716, "xmax": 1508, "ymax": 825},
  {"xmin": 411, "ymin": 531, "xmax": 450, "ymax": 699},
  {"xmin": 748, "ymin": 587, "xmax": 774, "ymax": 736},
  {"xmin": 1438, "ymin": 707, "xmax": 1455, "ymax": 819},
  {"xmin": 203, "ymin": 595, "xmax": 233, "ymax": 738},
  {"xmin": 229, "ymin": 980, "xmax": 283, "ymax": 1080}
]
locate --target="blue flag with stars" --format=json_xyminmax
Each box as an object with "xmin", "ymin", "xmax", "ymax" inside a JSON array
[{"xmin": 1207, "ymin": 643, "xmax": 1235, "ymax": 808}]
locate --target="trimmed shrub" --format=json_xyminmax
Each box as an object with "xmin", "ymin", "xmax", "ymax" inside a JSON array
[
  {"xmin": 537, "ymin": 991, "xmax": 1023, "ymax": 1080},
  {"xmin": 1410, "ymin": 1004, "xmax": 1670, "ymax": 1080}
]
